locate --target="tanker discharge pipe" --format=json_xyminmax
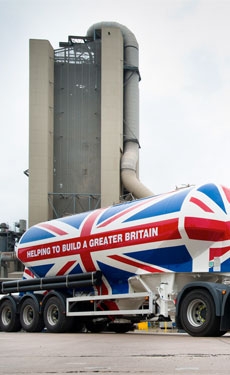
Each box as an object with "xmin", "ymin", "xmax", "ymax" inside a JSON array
[{"xmin": 87, "ymin": 22, "xmax": 153, "ymax": 199}]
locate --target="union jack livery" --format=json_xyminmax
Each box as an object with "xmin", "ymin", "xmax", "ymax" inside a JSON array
[
  {"xmin": 2, "ymin": 182, "xmax": 230, "ymax": 336},
  {"xmin": 17, "ymin": 182, "xmax": 230, "ymax": 293}
]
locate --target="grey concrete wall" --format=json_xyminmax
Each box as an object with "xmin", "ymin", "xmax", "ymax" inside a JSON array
[
  {"xmin": 101, "ymin": 27, "xmax": 123, "ymax": 207},
  {"xmin": 29, "ymin": 39, "xmax": 54, "ymax": 226}
]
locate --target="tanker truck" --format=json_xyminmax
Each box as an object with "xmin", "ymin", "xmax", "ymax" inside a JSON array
[{"xmin": 1, "ymin": 182, "xmax": 230, "ymax": 336}]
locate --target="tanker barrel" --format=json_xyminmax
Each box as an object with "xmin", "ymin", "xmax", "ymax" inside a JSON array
[
  {"xmin": 17, "ymin": 278, "xmax": 41, "ymax": 286},
  {"xmin": 2, "ymin": 280, "xmax": 100, "ymax": 293},
  {"xmin": 1, "ymin": 271, "xmax": 102, "ymax": 294},
  {"xmin": 67, "ymin": 271, "xmax": 102, "ymax": 281},
  {"xmin": 40, "ymin": 271, "xmax": 102, "ymax": 285},
  {"xmin": 0, "ymin": 278, "xmax": 40, "ymax": 291},
  {"xmin": 2, "ymin": 278, "xmax": 41, "ymax": 289}
]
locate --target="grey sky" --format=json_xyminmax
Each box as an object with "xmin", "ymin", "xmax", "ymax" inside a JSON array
[{"xmin": 1, "ymin": 0, "xmax": 230, "ymax": 228}]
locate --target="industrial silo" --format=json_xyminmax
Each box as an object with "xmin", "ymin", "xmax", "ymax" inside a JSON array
[{"xmin": 29, "ymin": 22, "xmax": 152, "ymax": 227}]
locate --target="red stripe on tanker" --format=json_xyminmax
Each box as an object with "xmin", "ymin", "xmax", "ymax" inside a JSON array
[{"xmin": 17, "ymin": 218, "xmax": 179, "ymax": 263}]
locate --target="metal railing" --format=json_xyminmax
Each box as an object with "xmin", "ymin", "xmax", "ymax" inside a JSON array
[{"xmin": 48, "ymin": 192, "xmax": 101, "ymax": 219}]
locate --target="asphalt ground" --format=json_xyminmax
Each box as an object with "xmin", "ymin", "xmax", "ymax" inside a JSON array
[{"xmin": 1, "ymin": 329, "xmax": 230, "ymax": 374}]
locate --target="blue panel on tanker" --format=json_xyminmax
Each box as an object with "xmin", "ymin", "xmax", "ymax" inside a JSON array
[
  {"xmin": 58, "ymin": 211, "xmax": 90, "ymax": 229},
  {"xmin": 97, "ymin": 199, "xmax": 145, "ymax": 224},
  {"xmin": 219, "ymin": 258, "xmax": 230, "ymax": 272},
  {"xmin": 68, "ymin": 263, "xmax": 83, "ymax": 275},
  {"xmin": 30, "ymin": 263, "xmax": 54, "ymax": 278},
  {"xmin": 20, "ymin": 227, "xmax": 55, "ymax": 244},
  {"xmin": 124, "ymin": 188, "xmax": 192, "ymax": 222},
  {"xmin": 97, "ymin": 261, "xmax": 133, "ymax": 293},
  {"xmin": 127, "ymin": 245, "xmax": 192, "ymax": 272},
  {"xmin": 197, "ymin": 183, "xmax": 226, "ymax": 213}
]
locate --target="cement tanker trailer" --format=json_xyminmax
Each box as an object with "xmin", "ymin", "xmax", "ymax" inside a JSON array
[{"xmin": 2, "ymin": 182, "xmax": 230, "ymax": 336}]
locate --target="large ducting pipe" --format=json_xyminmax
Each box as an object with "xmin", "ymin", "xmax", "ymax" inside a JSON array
[{"xmin": 87, "ymin": 22, "xmax": 153, "ymax": 199}]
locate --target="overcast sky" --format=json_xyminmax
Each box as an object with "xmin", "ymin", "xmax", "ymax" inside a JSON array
[{"xmin": 1, "ymin": 0, "xmax": 230, "ymax": 229}]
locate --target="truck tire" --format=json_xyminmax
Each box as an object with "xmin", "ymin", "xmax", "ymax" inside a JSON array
[
  {"xmin": 43, "ymin": 296, "xmax": 74, "ymax": 333},
  {"xmin": 0, "ymin": 298, "xmax": 21, "ymax": 332},
  {"xmin": 109, "ymin": 322, "xmax": 134, "ymax": 333},
  {"xmin": 180, "ymin": 289, "xmax": 220, "ymax": 336},
  {"xmin": 20, "ymin": 298, "xmax": 44, "ymax": 332},
  {"xmin": 72, "ymin": 317, "xmax": 85, "ymax": 332},
  {"xmin": 85, "ymin": 318, "xmax": 108, "ymax": 333}
]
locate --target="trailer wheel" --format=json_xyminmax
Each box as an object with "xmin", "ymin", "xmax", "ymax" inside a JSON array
[
  {"xmin": 0, "ymin": 298, "xmax": 21, "ymax": 332},
  {"xmin": 72, "ymin": 317, "xmax": 85, "ymax": 333},
  {"xmin": 43, "ymin": 296, "xmax": 74, "ymax": 333},
  {"xmin": 20, "ymin": 298, "xmax": 44, "ymax": 332},
  {"xmin": 180, "ymin": 289, "xmax": 220, "ymax": 336},
  {"xmin": 85, "ymin": 318, "xmax": 108, "ymax": 333},
  {"xmin": 109, "ymin": 322, "xmax": 135, "ymax": 333}
]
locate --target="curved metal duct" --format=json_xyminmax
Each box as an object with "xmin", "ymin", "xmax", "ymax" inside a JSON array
[{"xmin": 87, "ymin": 22, "xmax": 153, "ymax": 199}]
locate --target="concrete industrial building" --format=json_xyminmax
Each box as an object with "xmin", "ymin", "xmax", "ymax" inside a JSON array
[{"xmin": 29, "ymin": 22, "xmax": 153, "ymax": 227}]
